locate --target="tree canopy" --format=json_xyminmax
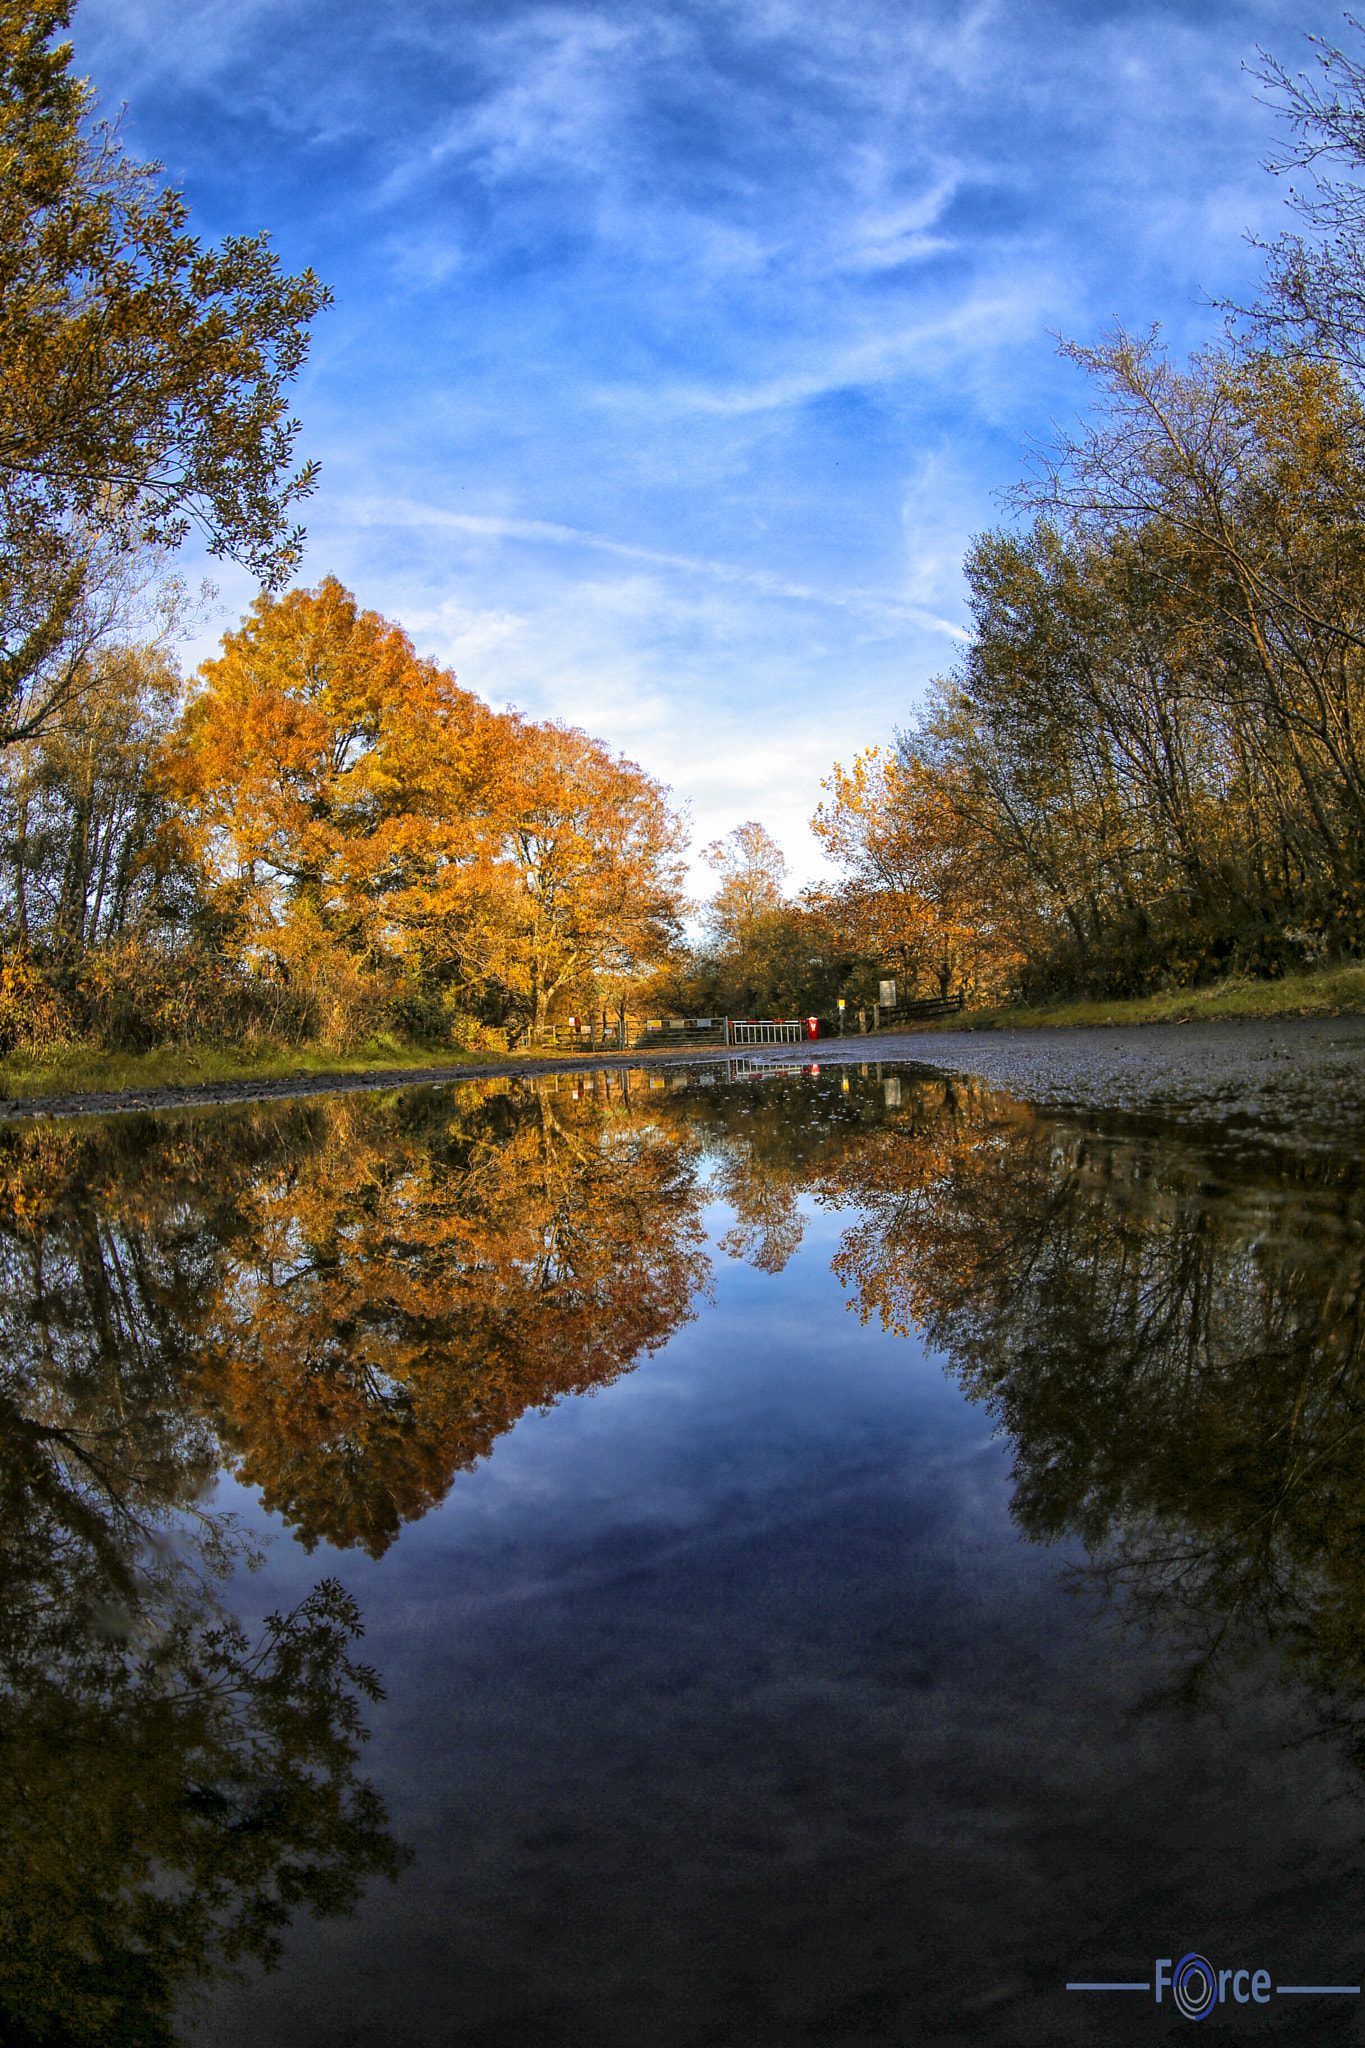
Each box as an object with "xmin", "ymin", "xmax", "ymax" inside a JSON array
[{"xmin": 0, "ymin": 0, "xmax": 330, "ymax": 752}]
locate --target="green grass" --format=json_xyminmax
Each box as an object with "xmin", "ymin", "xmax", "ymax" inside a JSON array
[
  {"xmin": 923, "ymin": 961, "xmax": 1365, "ymax": 1033},
  {"xmin": 0, "ymin": 1029, "xmax": 696, "ymax": 1103},
  {"xmin": 0, "ymin": 1034, "xmax": 504, "ymax": 1103}
]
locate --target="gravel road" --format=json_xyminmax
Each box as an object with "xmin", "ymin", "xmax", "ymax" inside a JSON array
[{"xmin": 805, "ymin": 1012, "xmax": 1365, "ymax": 1147}]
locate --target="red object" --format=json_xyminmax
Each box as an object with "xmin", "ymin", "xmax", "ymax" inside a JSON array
[{"xmin": 806, "ymin": 1016, "xmax": 818, "ymax": 1040}]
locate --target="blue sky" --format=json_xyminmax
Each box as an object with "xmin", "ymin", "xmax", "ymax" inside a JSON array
[{"xmin": 75, "ymin": 0, "xmax": 1344, "ymax": 892}]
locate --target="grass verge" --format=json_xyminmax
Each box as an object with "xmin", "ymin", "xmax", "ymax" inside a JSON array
[
  {"xmin": 0, "ymin": 1035, "xmax": 504, "ymax": 1103},
  {"xmin": 0, "ymin": 1032, "xmax": 704, "ymax": 1104},
  {"xmin": 924, "ymin": 961, "xmax": 1365, "ymax": 1033}
]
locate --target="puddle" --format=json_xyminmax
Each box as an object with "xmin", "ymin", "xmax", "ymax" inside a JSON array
[{"xmin": 2, "ymin": 1057, "xmax": 1363, "ymax": 2043}]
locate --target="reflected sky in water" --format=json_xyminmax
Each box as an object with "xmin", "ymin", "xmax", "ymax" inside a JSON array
[{"xmin": 2, "ymin": 1055, "xmax": 1364, "ymax": 2044}]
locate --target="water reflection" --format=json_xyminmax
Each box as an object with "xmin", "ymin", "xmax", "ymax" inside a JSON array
[
  {"xmin": 806, "ymin": 1072, "xmax": 1365, "ymax": 1745},
  {"xmin": 0, "ymin": 1129, "xmax": 409, "ymax": 2045},
  {"xmin": 9, "ymin": 1069, "xmax": 1363, "ymax": 1693},
  {"xmin": 0, "ymin": 1077, "xmax": 713, "ymax": 2040},
  {"xmin": 4, "ymin": 1062, "xmax": 1365, "ymax": 2039},
  {"xmin": 0, "ymin": 1079, "xmax": 709, "ymax": 1558}
]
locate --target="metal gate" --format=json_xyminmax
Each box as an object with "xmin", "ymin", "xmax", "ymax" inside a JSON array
[{"xmin": 728, "ymin": 1018, "xmax": 808, "ymax": 1045}]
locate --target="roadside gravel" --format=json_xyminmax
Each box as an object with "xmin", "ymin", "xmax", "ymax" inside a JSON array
[{"xmin": 790, "ymin": 1013, "xmax": 1365, "ymax": 1147}]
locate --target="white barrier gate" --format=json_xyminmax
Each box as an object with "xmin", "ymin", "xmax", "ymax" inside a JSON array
[{"xmin": 728, "ymin": 1018, "xmax": 806, "ymax": 1045}]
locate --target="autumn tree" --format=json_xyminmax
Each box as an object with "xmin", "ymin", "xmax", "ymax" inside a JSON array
[
  {"xmin": 701, "ymin": 820, "xmax": 787, "ymax": 947},
  {"xmin": 826, "ymin": 339, "xmax": 1365, "ymax": 1002},
  {"xmin": 818, "ymin": 28, "xmax": 1365, "ymax": 1001},
  {"xmin": 0, "ymin": 2, "xmax": 330, "ymax": 749},
  {"xmin": 1251, "ymin": 22, "xmax": 1365, "ymax": 390},
  {"xmin": 490, "ymin": 719, "xmax": 689, "ymax": 1042},
  {"xmin": 1015, "ymin": 339, "xmax": 1365, "ymax": 978},
  {"xmin": 813, "ymin": 742, "xmax": 999, "ymax": 999},
  {"xmin": 0, "ymin": 637, "xmax": 191, "ymax": 957},
  {"xmin": 161, "ymin": 576, "xmax": 502, "ymax": 1037},
  {"xmin": 683, "ymin": 821, "xmax": 812, "ymax": 1014}
]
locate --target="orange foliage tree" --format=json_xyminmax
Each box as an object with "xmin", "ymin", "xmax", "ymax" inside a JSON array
[
  {"xmin": 461, "ymin": 716, "xmax": 687, "ymax": 1042},
  {"xmin": 161, "ymin": 575, "xmax": 494, "ymax": 953},
  {"xmin": 160, "ymin": 578, "xmax": 690, "ymax": 1043},
  {"xmin": 812, "ymin": 743, "xmax": 1014, "ymax": 1000}
]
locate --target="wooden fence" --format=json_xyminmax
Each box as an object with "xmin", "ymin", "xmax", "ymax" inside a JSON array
[{"xmin": 875, "ymin": 992, "xmax": 966, "ymax": 1025}]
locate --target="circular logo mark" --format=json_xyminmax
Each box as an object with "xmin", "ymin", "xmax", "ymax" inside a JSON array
[{"xmin": 1173, "ymin": 1952, "xmax": 1218, "ymax": 2021}]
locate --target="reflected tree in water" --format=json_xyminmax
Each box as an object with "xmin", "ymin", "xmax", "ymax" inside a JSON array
[
  {"xmin": 14, "ymin": 1059, "xmax": 1365, "ymax": 2039},
  {"xmin": 818, "ymin": 1072, "xmax": 1365, "ymax": 1743},
  {"xmin": 0, "ymin": 1073, "xmax": 718, "ymax": 2037},
  {"xmin": 188, "ymin": 1079, "xmax": 710, "ymax": 1553},
  {"xmin": 0, "ymin": 1077, "xmax": 710, "ymax": 1558},
  {"xmin": 0, "ymin": 1115, "xmax": 409, "ymax": 2045}
]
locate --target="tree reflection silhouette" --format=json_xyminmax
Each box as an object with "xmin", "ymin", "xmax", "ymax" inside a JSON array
[
  {"xmin": 0, "ymin": 1212, "xmax": 408, "ymax": 2048},
  {"xmin": 816, "ymin": 1071, "xmax": 1365, "ymax": 1744}
]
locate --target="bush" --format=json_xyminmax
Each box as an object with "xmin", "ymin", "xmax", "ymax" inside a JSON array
[
  {"xmin": 0, "ymin": 951, "xmax": 67, "ymax": 1056},
  {"xmin": 68, "ymin": 944, "xmax": 297, "ymax": 1051},
  {"xmin": 0, "ymin": 937, "xmax": 500, "ymax": 1063},
  {"xmin": 1010, "ymin": 896, "xmax": 1346, "ymax": 1004}
]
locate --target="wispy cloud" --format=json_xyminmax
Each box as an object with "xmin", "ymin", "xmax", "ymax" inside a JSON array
[
  {"xmin": 343, "ymin": 494, "xmax": 970, "ymax": 639},
  {"xmin": 76, "ymin": 0, "xmax": 1346, "ymax": 893}
]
